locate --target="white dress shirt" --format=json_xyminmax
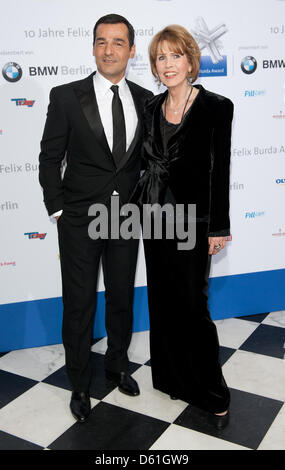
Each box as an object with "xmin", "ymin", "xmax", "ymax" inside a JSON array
[
  {"xmin": 52, "ymin": 71, "xmax": 138, "ymax": 218},
  {"xmin": 94, "ymin": 71, "xmax": 137, "ymax": 153}
]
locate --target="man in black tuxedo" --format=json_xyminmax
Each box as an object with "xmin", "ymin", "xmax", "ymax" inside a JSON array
[{"xmin": 39, "ymin": 14, "xmax": 153, "ymax": 422}]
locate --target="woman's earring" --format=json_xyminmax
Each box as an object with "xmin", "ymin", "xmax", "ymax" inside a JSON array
[
  {"xmin": 187, "ymin": 74, "xmax": 193, "ymax": 85},
  {"xmin": 155, "ymin": 74, "xmax": 161, "ymax": 87}
]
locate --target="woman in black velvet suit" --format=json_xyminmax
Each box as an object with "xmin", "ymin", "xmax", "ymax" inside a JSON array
[{"xmin": 132, "ymin": 25, "xmax": 234, "ymax": 428}]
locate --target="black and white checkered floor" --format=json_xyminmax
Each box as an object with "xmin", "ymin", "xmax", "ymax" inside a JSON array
[{"xmin": 0, "ymin": 311, "xmax": 284, "ymax": 451}]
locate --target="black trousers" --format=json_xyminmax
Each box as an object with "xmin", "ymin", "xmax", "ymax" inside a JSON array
[
  {"xmin": 143, "ymin": 220, "xmax": 230, "ymax": 414},
  {"xmin": 57, "ymin": 213, "xmax": 139, "ymax": 392}
]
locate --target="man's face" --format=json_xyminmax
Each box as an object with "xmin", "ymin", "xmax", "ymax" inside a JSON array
[{"xmin": 93, "ymin": 23, "xmax": 135, "ymax": 83}]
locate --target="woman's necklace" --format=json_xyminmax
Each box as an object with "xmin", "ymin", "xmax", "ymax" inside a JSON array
[
  {"xmin": 165, "ymin": 85, "xmax": 193, "ymax": 118},
  {"xmin": 161, "ymin": 85, "xmax": 194, "ymax": 160}
]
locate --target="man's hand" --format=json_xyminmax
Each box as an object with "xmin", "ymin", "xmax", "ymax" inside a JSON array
[{"xmin": 208, "ymin": 236, "xmax": 226, "ymax": 255}]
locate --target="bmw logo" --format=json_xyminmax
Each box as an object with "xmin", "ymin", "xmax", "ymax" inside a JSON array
[
  {"xmin": 2, "ymin": 62, "xmax": 23, "ymax": 82},
  {"xmin": 241, "ymin": 56, "xmax": 257, "ymax": 74}
]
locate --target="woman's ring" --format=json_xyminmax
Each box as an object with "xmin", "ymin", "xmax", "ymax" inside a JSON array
[{"xmin": 214, "ymin": 244, "xmax": 221, "ymax": 250}]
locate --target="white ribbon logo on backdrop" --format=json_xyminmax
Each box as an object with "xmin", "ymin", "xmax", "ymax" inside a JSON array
[{"xmin": 191, "ymin": 17, "xmax": 227, "ymax": 64}]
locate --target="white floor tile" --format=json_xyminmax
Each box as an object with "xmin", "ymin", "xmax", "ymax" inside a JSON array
[
  {"xmin": 149, "ymin": 423, "xmax": 250, "ymax": 450},
  {"xmin": 91, "ymin": 337, "xmax": 107, "ymax": 355},
  {"xmin": 0, "ymin": 344, "xmax": 65, "ymax": 381},
  {"xmin": 214, "ymin": 318, "xmax": 259, "ymax": 349},
  {"xmin": 258, "ymin": 404, "xmax": 285, "ymax": 450},
  {"xmin": 222, "ymin": 350, "xmax": 285, "ymax": 402},
  {"xmin": 0, "ymin": 382, "xmax": 98, "ymax": 448},
  {"xmin": 92, "ymin": 331, "xmax": 150, "ymax": 365},
  {"xmin": 102, "ymin": 365, "xmax": 188, "ymax": 423},
  {"xmin": 126, "ymin": 330, "xmax": 150, "ymax": 364},
  {"xmin": 262, "ymin": 311, "xmax": 285, "ymax": 329}
]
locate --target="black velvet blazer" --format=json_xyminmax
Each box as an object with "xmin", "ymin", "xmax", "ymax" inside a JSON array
[{"xmin": 131, "ymin": 84, "xmax": 234, "ymax": 236}]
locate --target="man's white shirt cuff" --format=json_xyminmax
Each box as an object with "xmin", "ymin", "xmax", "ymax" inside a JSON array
[{"xmin": 52, "ymin": 210, "xmax": 63, "ymax": 218}]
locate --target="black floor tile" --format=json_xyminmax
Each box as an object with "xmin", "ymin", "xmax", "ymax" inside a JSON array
[
  {"xmin": 239, "ymin": 324, "xmax": 285, "ymax": 359},
  {"xmin": 42, "ymin": 365, "xmax": 72, "ymax": 392},
  {"xmin": 43, "ymin": 353, "xmax": 143, "ymax": 400},
  {"xmin": 0, "ymin": 352, "xmax": 9, "ymax": 358},
  {"xmin": 174, "ymin": 388, "xmax": 283, "ymax": 449},
  {"xmin": 0, "ymin": 370, "xmax": 38, "ymax": 409},
  {"xmin": 0, "ymin": 431, "xmax": 43, "ymax": 450},
  {"xmin": 49, "ymin": 401, "xmax": 170, "ymax": 450},
  {"xmin": 219, "ymin": 346, "xmax": 236, "ymax": 366},
  {"xmin": 237, "ymin": 313, "xmax": 270, "ymax": 323}
]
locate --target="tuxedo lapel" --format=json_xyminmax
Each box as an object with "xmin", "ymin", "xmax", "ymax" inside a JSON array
[
  {"xmin": 73, "ymin": 74, "xmax": 145, "ymax": 170},
  {"xmin": 73, "ymin": 73, "xmax": 113, "ymax": 161},
  {"xmin": 117, "ymin": 80, "xmax": 143, "ymax": 171}
]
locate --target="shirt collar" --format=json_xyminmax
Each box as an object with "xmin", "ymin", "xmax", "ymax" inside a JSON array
[{"xmin": 94, "ymin": 71, "xmax": 128, "ymax": 96}]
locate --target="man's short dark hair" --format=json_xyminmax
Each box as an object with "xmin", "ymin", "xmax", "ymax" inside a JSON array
[{"xmin": 93, "ymin": 14, "xmax": 135, "ymax": 48}]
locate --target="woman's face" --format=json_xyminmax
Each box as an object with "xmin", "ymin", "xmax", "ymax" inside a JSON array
[{"xmin": 155, "ymin": 40, "xmax": 192, "ymax": 89}]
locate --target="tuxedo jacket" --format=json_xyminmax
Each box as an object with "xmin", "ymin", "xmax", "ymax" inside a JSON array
[
  {"xmin": 39, "ymin": 72, "xmax": 153, "ymax": 217},
  {"xmin": 132, "ymin": 84, "xmax": 234, "ymax": 236}
]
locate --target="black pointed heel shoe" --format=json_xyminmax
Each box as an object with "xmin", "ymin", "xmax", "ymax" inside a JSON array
[{"xmin": 213, "ymin": 410, "xmax": 229, "ymax": 430}]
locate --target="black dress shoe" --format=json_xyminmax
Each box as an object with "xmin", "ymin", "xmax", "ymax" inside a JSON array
[
  {"xmin": 105, "ymin": 371, "xmax": 140, "ymax": 396},
  {"xmin": 70, "ymin": 391, "xmax": 91, "ymax": 422},
  {"xmin": 212, "ymin": 411, "xmax": 230, "ymax": 430}
]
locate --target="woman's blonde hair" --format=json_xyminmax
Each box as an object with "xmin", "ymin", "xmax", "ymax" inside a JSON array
[{"xmin": 149, "ymin": 24, "xmax": 201, "ymax": 82}]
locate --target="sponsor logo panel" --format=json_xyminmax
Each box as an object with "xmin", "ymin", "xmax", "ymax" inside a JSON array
[
  {"xmin": 191, "ymin": 17, "xmax": 228, "ymax": 77},
  {"xmin": 11, "ymin": 98, "xmax": 35, "ymax": 107},
  {"xmin": 2, "ymin": 62, "xmax": 22, "ymax": 82},
  {"xmin": 24, "ymin": 232, "xmax": 47, "ymax": 240}
]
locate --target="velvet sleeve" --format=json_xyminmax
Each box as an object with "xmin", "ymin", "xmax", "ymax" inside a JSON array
[
  {"xmin": 140, "ymin": 92, "xmax": 154, "ymax": 172},
  {"xmin": 208, "ymin": 97, "xmax": 234, "ymax": 235}
]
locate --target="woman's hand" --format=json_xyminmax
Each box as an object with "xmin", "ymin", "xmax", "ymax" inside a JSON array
[{"xmin": 208, "ymin": 236, "xmax": 226, "ymax": 255}]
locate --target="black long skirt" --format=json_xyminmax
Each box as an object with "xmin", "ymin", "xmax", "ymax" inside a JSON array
[{"xmin": 143, "ymin": 220, "xmax": 230, "ymax": 414}]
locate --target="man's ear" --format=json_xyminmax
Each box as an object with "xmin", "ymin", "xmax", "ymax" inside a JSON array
[{"xmin": 130, "ymin": 44, "xmax": 136, "ymax": 59}]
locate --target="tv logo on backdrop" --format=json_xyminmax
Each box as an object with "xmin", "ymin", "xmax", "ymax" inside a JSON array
[
  {"xmin": 11, "ymin": 98, "xmax": 35, "ymax": 107},
  {"xmin": 0, "ymin": 261, "xmax": 16, "ymax": 267},
  {"xmin": 272, "ymin": 227, "xmax": 285, "ymax": 237},
  {"xmin": 272, "ymin": 110, "xmax": 285, "ymax": 119},
  {"xmin": 276, "ymin": 178, "xmax": 285, "ymax": 184},
  {"xmin": 245, "ymin": 210, "xmax": 265, "ymax": 219},
  {"xmin": 191, "ymin": 17, "xmax": 228, "ymax": 77},
  {"xmin": 24, "ymin": 232, "xmax": 47, "ymax": 240},
  {"xmin": 2, "ymin": 62, "xmax": 22, "ymax": 82},
  {"xmin": 244, "ymin": 89, "xmax": 265, "ymax": 97}
]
